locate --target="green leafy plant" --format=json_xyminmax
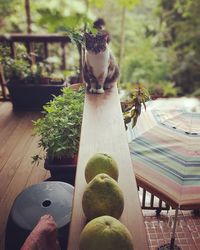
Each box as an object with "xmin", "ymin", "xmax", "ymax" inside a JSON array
[
  {"xmin": 4, "ymin": 58, "xmax": 30, "ymax": 82},
  {"xmin": 0, "ymin": 43, "xmax": 31, "ymax": 82},
  {"xmin": 32, "ymin": 85, "xmax": 85, "ymax": 165},
  {"xmin": 1, "ymin": 44, "xmax": 66, "ymax": 85},
  {"xmin": 149, "ymin": 82, "xmax": 179, "ymax": 98},
  {"xmin": 121, "ymin": 83, "xmax": 150, "ymax": 129}
]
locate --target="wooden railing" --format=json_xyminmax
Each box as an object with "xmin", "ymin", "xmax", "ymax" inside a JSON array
[
  {"xmin": 68, "ymin": 85, "xmax": 149, "ymax": 250},
  {"xmin": 138, "ymin": 186, "xmax": 170, "ymax": 214},
  {"xmin": 0, "ymin": 33, "xmax": 71, "ymax": 63},
  {"xmin": 0, "ymin": 33, "xmax": 81, "ymax": 100}
]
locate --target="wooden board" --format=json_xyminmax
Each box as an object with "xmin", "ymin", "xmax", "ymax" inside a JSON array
[{"xmin": 67, "ymin": 85, "xmax": 149, "ymax": 250}]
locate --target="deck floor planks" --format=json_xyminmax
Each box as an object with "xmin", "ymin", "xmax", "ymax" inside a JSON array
[
  {"xmin": 0, "ymin": 102, "xmax": 48, "ymax": 250},
  {"xmin": 0, "ymin": 137, "xmax": 44, "ymax": 243},
  {"xmin": 25, "ymin": 160, "xmax": 49, "ymax": 188},
  {"xmin": 0, "ymin": 113, "xmax": 22, "ymax": 144},
  {"xmin": 0, "ymin": 113, "xmax": 35, "ymax": 173},
  {"xmin": 0, "ymin": 102, "xmax": 11, "ymax": 117},
  {"xmin": 0, "ymin": 115, "xmax": 36, "ymax": 199}
]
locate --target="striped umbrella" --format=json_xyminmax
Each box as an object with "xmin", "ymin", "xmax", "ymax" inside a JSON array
[{"xmin": 128, "ymin": 98, "xmax": 200, "ymax": 249}]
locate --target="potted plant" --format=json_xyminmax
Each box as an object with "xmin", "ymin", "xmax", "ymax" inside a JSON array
[
  {"xmin": 1, "ymin": 45, "xmax": 66, "ymax": 111},
  {"xmin": 121, "ymin": 83, "xmax": 150, "ymax": 129},
  {"xmin": 32, "ymin": 85, "xmax": 85, "ymax": 185},
  {"xmin": 7, "ymin": 61, "xmax": 66, "ymax": 111}
]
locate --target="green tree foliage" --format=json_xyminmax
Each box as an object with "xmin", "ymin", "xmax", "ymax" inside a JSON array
[
  {"xmin": 0, "ymin": 0, "xmax": 24, "ymax": 32},
  {"xmin": 0, "ymin": 0, "xmax": 14, "ymax": 19},
  {"xmin": 116, "ymin": 0, "xmax": 140, "ymax": 9},
  {"xmin": 0, "ymin": 0, "xmax": 199, "ymax": 95},
  {"xmin": 94, "ymin": 0, "xmax": 170, "ymax": 86},
  {"xmin": 36, "ymin": 1, "xmax": 87, "ymax": 32},
  {"xmin": 157, "ymin": 0, "xmax": 200, "ymax": 94}
]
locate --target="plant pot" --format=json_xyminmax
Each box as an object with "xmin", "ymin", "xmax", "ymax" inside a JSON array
[
  {"xmin": 40, "ymin": 77, "xmax": 51, "ymax": 85},
  {"xmin": 44, "ymin": 158, "xmax": 77, "ymax": 185},
  {"xmin": 7, "ymin": 82, "xmax": 65, "ymax": 111},
  {"xmin": 50, "ymin": 78, "xmax": 65, "ymax": 85}
]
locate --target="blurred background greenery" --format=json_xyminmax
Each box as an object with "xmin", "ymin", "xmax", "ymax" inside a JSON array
[{"xmin": 0, "ymin": 0, "xmax": 199, "ymax": 97}]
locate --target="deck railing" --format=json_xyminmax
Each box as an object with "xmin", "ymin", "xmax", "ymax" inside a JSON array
[
  {"xmin": 138, "ymin": 186, "xmax": 170, "ymax": 214},
  {"xmin": 0, "ymin": 33, "xmax": 71, "ymax": 64},
  {"xmin": 0, "ymin": 33, "xmax": 81, "ymax": 100}
]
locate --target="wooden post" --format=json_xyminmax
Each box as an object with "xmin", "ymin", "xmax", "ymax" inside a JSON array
[
  {"xmin": 0, "ymin": 65, "xmax": 7, "ymax": 100},
  {"xmin": 10, "ymin": 42, "xmax": 16, "ymax": 59},
  {"xmin": 44, "ymin": 42, "xmax": 49, "ymax": 59},
  {"xmin": 24, "ymin": 0, "xmax": 35, "ymax": 64},
  {"xmin": 67, "ymin": 85, "xmax": 149, "ymax": 250},
  {"xmin": 79, "ymin": 44, "xmax": 83, "ymax": 82},
  {"xmin": 61, "ymin": 42, "xmax": 66, "ymax": 70}
]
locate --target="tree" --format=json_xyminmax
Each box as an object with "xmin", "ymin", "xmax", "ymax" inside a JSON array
[
  {"xmin": 25, "ymin": 0, "xmax": 32, "ymax": 33},
  {"xmin": 116, "ymin": 0, "xmax": 140, "ymax": 72},
  {"xmin": 157, "ymin": 0, "xmax": 200, "ymax": 94}
]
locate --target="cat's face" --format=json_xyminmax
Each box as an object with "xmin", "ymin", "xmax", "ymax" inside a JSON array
[{"xmin": 85, "ymin": 32, "xmax": 108, "ymax": 54}]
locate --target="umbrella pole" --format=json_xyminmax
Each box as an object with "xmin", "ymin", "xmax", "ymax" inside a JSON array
[
  {"xmin": 158, "ymin": 207, "xmax": 181, "ymax": 250},
  {"xmin": 170, "ymin": 207, "xmax": 179, "ymax": 249}
]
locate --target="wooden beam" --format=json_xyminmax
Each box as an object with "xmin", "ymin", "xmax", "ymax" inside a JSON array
[
  {"xmin": 61, "ymin": 42, "xmax": 67, "ymax": 70},
  {"xmin": 67, "ymin": 85, "xmax": 149, "ymax": 250},
  {"xmin": 0, "ymin": 65, "xmax": 8, "ymax": 100},
  {"xmin": 0, "ymin": 34, "xmax": 71, "ymax": 43}
]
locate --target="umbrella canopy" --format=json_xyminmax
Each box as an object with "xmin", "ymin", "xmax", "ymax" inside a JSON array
[{"xmin": 129, "ymin": 98, "xmax": 200, "ymax": 209}]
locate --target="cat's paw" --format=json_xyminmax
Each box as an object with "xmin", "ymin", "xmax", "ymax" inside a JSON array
[
  {"xmin": 89, "ymin": 87, "xmax": 97, "ymax": 93},
  {"xmin": 96, "ymin": 88, "xmax": 105, "ymax": 94}
]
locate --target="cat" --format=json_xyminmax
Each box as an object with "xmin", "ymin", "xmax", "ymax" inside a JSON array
[{"xmin": 83, "ymin": 20, "xmax": 119, "ymax": 94}]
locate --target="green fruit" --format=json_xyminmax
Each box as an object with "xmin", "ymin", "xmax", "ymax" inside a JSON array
[
  {"xmin": 82, "ymin": 173, "xmax": 124, "ymax": 220},
  {"xmin": 79, "ymin": 215, "xmax": 133, "ymax": 250},
  {"xmin": 85, "ymin": 153, "xmax": 119, "ymax": 183}
]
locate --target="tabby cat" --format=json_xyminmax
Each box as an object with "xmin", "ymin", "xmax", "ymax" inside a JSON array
[{"xmin": 83, "ymin": 21, "xmax": 119, "ymax": 94}]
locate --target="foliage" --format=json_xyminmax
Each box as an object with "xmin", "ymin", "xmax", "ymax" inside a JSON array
[
  {"xmin": 88, "ymin": 0, "xmax": 105, "ymax": 8},
  {"xmin": 192, "ymin": 88, "xmax": 200, "ymax": 98},
  {"xmin": 148, "ymin": 82, "xmax": 179, "ymax": 98},
  {"xmin": 121, "ymin": 84, "xmax": 150, "ymax": 128},
  {"xmin": 32, "ymin": 86, "xmax": 85, "ymax": 165},
  {"xmin": 122, "ymin": 39, "xmax": 170, "ymax": 84},
  {"xmin": 0, "ymin": 44, "xmax": 11, "ymax": 64},
  {"xmin": 0, "ymin": 0, "xmax": 199, "ymax": 95},
  {"xmin": 0, "ymin": 43, "xmax": 66, "ymax": 84},
  {"xmin": 0, "ymin": 0, "xmax": 14, "ymax": 17},
  {"xmin": 116, "ymin": 0, "xmax": 140, "ymax": 9},
  {"xmin": 157, "ymin": 0, "xmax": 200, "ymax": 95},
  {"xmin": 5, "ymin": 58, "xmax": 31, "ymax": 82},
  {"xmin": 0, "ymin": 43, "xmax": 31, "ymax": 82}
]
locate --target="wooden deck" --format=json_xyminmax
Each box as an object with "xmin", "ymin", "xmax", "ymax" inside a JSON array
[
  {"xmin": 0, "ymin": 89, "xmax": 148, "ymax": 250},
  {"xmin": 0, "ymin": 101, "xmax": 50, "ymax": 250}
]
